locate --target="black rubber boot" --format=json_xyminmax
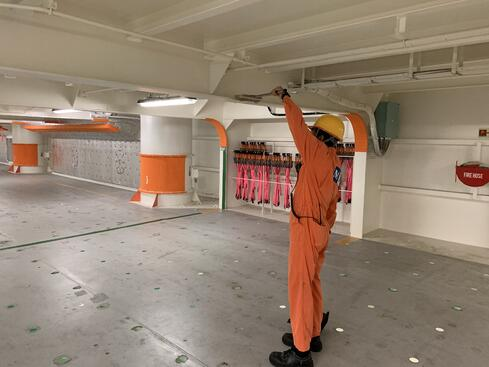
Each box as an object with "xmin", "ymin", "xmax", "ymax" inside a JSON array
[
  {"xmin": 283, "ymin": 312, "xmax": 329, "ymax": 352},
  {"xmin": 269, "ymin": 349, "xmax": 313, "ymax": 367},
  {"xmin": 282, "ymin": 335, "xmax": 322, "ymax": 353}
]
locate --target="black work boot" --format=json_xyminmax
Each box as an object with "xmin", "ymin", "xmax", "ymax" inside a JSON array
[
  {"xmin": 282, "ymin": 335, "xmax": 322, "ymax": 353},
  {"xmin": 283, "ymin": 312, "xmax": 329, "ymax": 352},
  {"xmin": 269, "ymin": 348, "xmax": 313, "ymax": 367}
]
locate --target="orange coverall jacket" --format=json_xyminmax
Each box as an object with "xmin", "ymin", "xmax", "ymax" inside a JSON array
[{"xmin": 284, "ymin": 96, "xmax": 340, "ymax": 352}]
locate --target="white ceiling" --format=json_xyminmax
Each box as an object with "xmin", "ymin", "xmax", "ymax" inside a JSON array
[{"xmin": 1, "ymin": 0, "xmax": 489, "ymax": 110}]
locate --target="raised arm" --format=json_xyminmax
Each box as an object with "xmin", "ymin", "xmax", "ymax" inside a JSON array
[{"xmin": 272, "ymin": 87, "xmax": 318, "ymax": 162}]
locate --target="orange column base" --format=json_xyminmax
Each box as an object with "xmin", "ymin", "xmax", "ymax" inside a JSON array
[{"xmin": 130, "ymin": 154, "xmax": 187, "ymax": 206}]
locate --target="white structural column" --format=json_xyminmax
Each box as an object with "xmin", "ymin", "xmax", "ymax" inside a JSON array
[
  {"xmin": 10, "ymin": 124, "xmax": 48, "ymax": 174},
  {"xmin": 134, "ymin": 115, "xmax": 192, "ymax": 208},
  {"xmin": 349, "ymin": 152, "xmax": 367, "ymax": 238}
]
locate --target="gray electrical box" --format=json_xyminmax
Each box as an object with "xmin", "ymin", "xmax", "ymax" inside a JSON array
[{"xmin": 375, "ymin": 101, "xmax": 400, "ymax": 139}]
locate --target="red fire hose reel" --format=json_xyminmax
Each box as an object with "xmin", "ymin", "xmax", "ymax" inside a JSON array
[{"xmin": 455, "ymin": 162, "xmax": 489, "ymax": 187}]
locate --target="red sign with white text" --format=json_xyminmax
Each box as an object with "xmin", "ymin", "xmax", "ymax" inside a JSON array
[{"xmin": 456, "ymin": 163, "xmax": 489, "ymax": 187}]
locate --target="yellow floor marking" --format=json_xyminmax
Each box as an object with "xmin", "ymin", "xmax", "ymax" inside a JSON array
[{"xmin": 335, "ymin": 236, "xmax": 359, "ymax": 246}]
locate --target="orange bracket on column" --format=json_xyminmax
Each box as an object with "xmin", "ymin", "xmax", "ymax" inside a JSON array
[
  {"xmin": 346, "ymin": 113, "xmax": 368, "ymax": 153},
  {"xmin": 12, "ymin": 143, "xmax": 38, "ymax": 166},
  {"xmin": 139, "ymin": 154, "xmax": 186, "ymax": 194},
  {"xmin": 205, "ymin": 118, "xmax": 228, "ymax": 148}
]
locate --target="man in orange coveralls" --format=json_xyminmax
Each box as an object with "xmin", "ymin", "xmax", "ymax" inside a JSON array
[{"xmin": 269, "ymin": 87, "xmax": 344, "ymax": 367}]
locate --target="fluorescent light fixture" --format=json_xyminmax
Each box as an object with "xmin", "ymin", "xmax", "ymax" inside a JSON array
[
  {"xmin": 52, "ymin": 108, "xmax": 82, "ymax": 114},
  {"xmin": 137, "ymin": 96, "xmax": 198, "ymax": 107}
]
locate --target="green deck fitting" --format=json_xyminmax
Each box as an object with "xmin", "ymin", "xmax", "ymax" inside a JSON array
[
  {"xmin": 53, "ymin": 355, "xmax": 72, "ymax": 365},
  {"xmin": 96, "ymin": 302, "xmax": 110, "ymax": 310},
  {"xmin": 176, "ymin": 355, "xmax": 189, "ymax": 364},
  {"xmin": 26, "ymin": 325, "xmax": 41, "ymax": 334}
]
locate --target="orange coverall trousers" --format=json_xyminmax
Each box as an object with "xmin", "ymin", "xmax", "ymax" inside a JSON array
[{"xmin": 284, "ymin": 96, "xmax": 339, "ymax": 352}]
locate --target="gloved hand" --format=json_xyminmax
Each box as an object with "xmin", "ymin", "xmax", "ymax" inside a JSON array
[{"xmin": 271, "ymin": 86, "xmax": 284, "ymax": 97}]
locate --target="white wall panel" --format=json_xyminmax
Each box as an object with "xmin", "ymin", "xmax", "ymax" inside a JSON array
[
  {"xmin": 380, "ymin": 190, "xmax": 489, "ymax": 248},
  {"xmin": 383, "ymin": 143, "xmax": 484, "ymax": 194},
  {"xmin": 380, "ymin": 87, "xmax": 489, "ymax": 247},
  {"xmin": 0, "ymin": 136, "xmax": 7, "ymax": 163},
  {"xmin": 192, "ymin": 119, "xmax": 220, "ymax": 198},
  {"xmin": 52, "ymin": 139, "xmax": 140, "ymax": 188}
]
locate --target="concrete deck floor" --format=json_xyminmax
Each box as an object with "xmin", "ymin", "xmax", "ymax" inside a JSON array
[{"xmin": 1, "ymin": 168, "xmax": 489, "ymax": 367}]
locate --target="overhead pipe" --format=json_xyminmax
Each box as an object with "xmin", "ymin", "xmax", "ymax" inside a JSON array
[
  {"xmin": 233, "ymin": 26, "xmax": 489, "ymax": 72},
  {"xmin": 310, "ymin": 88, "xmax": 385, "ymax": 157},
  {"xmin": 266, "ymin": 106, "xmax": 324, "ymax": 117},
  {"xmin": 215, "ymin": 0, "xmax": 471, "ymax": 52},
  {"xmin": 0, "ymin": 3, "xmax": 256, "ymax": 67}
]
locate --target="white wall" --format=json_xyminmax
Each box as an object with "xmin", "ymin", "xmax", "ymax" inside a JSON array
[
  {"xmin": 192, "ymin": 119, "xmax": 220, "ymax": 198},
  {"xmin": 226, "ymin": 120, "xmax": 251, "ymax": 208},
  {"xmin": 378, "ymin": 86, "xmax": 489, "ymax": 248},
  {"xmin": 0, "ymin": 135, "xmax": 8, "ymax": 163},
  {"xmin": 363, "ymin": 155, "xmax": 383, "ymax": 234}
]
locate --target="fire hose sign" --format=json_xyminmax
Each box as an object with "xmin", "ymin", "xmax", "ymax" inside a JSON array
[{"xmin": 456, "ymin": 163, "xmax": 489, "ymax": 187}]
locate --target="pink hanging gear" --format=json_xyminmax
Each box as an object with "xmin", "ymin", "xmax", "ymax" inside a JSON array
[
  {"xmin": 284, "ymin": 167, "xmax": 291, "ymax": 209},
  {"xmin": 273, "ymin": 166, "xmax": 281, "ymax": 207},
  {"xmin": 249, "ymin": 165, "xmax": 257, "ymax": 203},
  {"xmin": 242, "ymin": 164, "xmax": 250, "ymax": 201},
  {"xmin": 235, "ymin": 162, "xmax": 241, "ymax": 199},
  {"xmin": 345, "ymin": 158, "xmax": 353, "ymax": 203},
  {"xmin": 257, "ymin": 164, "xmax": 264, "ymax": 204},
  {"xmin": 264, "ymin": 166, "xmax": 271, "ymax": 204}
]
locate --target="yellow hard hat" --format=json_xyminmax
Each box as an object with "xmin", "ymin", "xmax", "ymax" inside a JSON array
[{"xmin": 313, "ymin": 115, "xmax": 344, "ymax": 141}]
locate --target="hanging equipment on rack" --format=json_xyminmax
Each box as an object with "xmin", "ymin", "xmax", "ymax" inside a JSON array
[
  {"xmin": 234, "ymin": 151, "xmax": 242, "ymax": 200},
  {"xmin": 336, "ymin": 142, "xmax": 355, "ymax": 204},
  {"xmin": 284, "ymin": 153, "xmax": 293, "ymax": 209},
  {"xmin": 272, "ymin": 153, "xmax": 282, "ymax": 207},
  {"xmin": 345, "ymin": 158, "xmax": 353, "ymax": 203},
  {"xmin": 263, "ymin": 152, "xmax": 271, "ymax": 204},
  {"xmin": 249, "ymin": 158, "xmax": 257, "ymax": 203},
  {"xmin": 295, "ymin": 153, "xmax": 302, "ymax": 175}
]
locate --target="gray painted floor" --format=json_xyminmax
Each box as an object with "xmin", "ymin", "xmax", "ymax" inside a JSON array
[
  {"xmin": 365, "ymin": 228, "xmax": 489, "ymax": 266},
  {"xmin": 0, "ymin": 167, "xmax": 196, "ymax": 248},
  {"xmin": 1, "ymin": 170, "xmax": 489, "ymax": 367}
]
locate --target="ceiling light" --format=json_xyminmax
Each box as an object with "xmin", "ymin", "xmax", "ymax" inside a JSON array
[
  {"xmin": 52, "ymin": 109, "xmax": 82, "ymax": 114},
  {"xmin": 137, "ymin": 96, "xmax": 198, "ymax": 107}
]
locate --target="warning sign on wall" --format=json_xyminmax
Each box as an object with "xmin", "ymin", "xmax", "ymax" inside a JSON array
[{"xmin": 456, "ymin": 162, "xmax": 489, "ymax": 187}]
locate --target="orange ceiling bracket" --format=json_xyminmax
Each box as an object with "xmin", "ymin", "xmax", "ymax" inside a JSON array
[
  {"xmin": 205, "ymin": 118, "xmax": 228, "ymax": 148},
  {"xmin": 22, "ymin": 123, "xmax": 119, "ymax": 133},
  {"xmin": 346, "ymin": 113, "xmax": 368, "ymax": 153}
]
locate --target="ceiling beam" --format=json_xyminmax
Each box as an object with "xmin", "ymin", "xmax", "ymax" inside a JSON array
[
  {"xmin": 130, "ymin": 0, "xmax": 263, "ymax": 36},
  {"xmin": 205, "ymin": 0, "xmax": 472, "ymax": 52}
]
